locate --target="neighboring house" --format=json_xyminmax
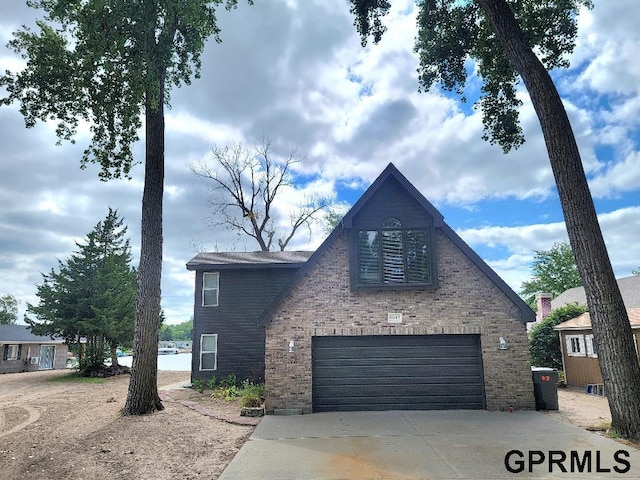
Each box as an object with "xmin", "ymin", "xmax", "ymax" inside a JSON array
[
  {"xmin": 552, "ymin": 275, "xmax": 640, "ymax": 310},
  {"xmin": 551, "ymin": 276, "xmax": 640, "ymax": 389},
  {"xmin": 186, "ymin": 250, "xmax": 312, "ymax": 382},
  {"xmin": 0, "ymin": 325, "xmax": 68, "ymax": 374},
  {"xmin": 554, "ymin": 309, "xmax": 640, "ymax": 390},
  {"xmin": 188, "ymin": 163, "xmax": 535, "ymax": 413}
]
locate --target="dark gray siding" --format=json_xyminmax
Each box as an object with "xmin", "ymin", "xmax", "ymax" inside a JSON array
[
  {"xmin": 350, "ymin": 176, "xmax": 434, "ymax": 229},
  {"xmin": 312, "ymin": 335, "xmax": 485, "ymax": 412},
  {"xmin": 192, "ymin": 267, "xmax": 299, "ymax": 382}
]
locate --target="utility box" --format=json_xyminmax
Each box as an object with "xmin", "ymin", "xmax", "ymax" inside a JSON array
[{"xmin": 531, "ymin": 367, "xmax": 558, "ymax": 411}]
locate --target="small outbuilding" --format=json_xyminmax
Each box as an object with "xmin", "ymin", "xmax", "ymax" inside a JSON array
[
  {"xmin": 0, "ymin": 324, "xmax": 68, "ymax": 373},
  {"xmin": 554, "ymin": 308, "xmax": 640, "ymax": 390}
]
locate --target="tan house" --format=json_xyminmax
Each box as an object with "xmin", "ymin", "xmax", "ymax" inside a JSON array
[
  {"xmin": 549, "ymin": 275, "xmax": 640, "ymax": 391},
  {"xmin": 0, "ymin": 324, "xmax": 68, "ymax": 374},
  {"xmin": 258, "ymin": 164, "xmax": 535, "ymax": 413},
  {"xmin": 554, "ymin": 308, "xmax": 640, "ymax": 391}
]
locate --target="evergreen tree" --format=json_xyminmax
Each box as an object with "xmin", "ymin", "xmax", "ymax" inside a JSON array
[{"xmin": 27, "ymin": 209, "xmax": 136, "ymax": 372}]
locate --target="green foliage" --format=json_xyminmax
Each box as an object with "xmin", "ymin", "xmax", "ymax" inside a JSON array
[
  {"xmin": 160, "ymin": 319, "xmax": 193, "ymax": 341},
  {"xmin": 633, "ymin": 267, "xmax": 640, "ymax": 276},
  {"xmin": 26, "ymin": 209, "xmax": 136, "ymax": 371},
  {"xmin": 0, "ymin": 294, "xmax": 18, "ymax": 325},
  {"xmin": 207, "ymin": 375, "xmax": 218, "ymax": 390},
  {"xmin": 520, "ymin": 242, "xmax": 582, "ymax": 309},
  {"xmin": 48, "ymin": 372, "xmax": 105, "ymax": 384},
  {"xmin": 529, "ymin": 304, "xmax": 587, "ymax": 369},
  {"xmin": 347, "ymin": 0, "xmax": 592, "ymax": 152},
  {"xmin": 221, "ymin": 373, "xmax": 240, "ymax": 388},
  {"xmin": 0, "ymin": 0, "xmax": 243, "ymax": 180},
  {"xmin": 191, "ymin": 379, "xmax": 204, "ymax": 393}
]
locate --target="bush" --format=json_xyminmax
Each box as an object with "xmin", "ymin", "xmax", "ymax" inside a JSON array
[{"xmin": 530, "ymin": 303, "xmax": 587, "ymax": 369}]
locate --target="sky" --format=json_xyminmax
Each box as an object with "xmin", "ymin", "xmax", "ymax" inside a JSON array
[{"xmin": 1, "ymin": 1, "xmax": 639, "ymax": 325}]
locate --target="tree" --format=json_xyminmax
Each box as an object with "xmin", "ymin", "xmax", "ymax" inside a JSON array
[
  {"xmin": 632, "ymin": 267, "xmax": 640, "ymax": 276},
  {"xmin": 1, "ymin": 0, "xmax": 243, "ymax": 415},
  {"xmin": 27, "ymin": 209, "xmax": 136, "ymax": 373},
  {"xmin": 520, "ymin": 242, "xmax": 582, "ymax": 308},
  {"xmin": 192, "ymin": 140, "xmax": 331, "ymax": 251},
  {"xmin": 0, "ymin": 294, "xmax": 18, "ymax": 325},
  {"xmin": 530, "ymin": 304, "xmax": 587, "ymax": 370},
  {"xmin": 349, "ymin": 0, "xmax": 640, "ymax": 438}
]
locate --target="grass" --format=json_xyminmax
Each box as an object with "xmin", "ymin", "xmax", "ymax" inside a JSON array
[{"xmin": 47, "ymin": 371, "xmax": 105, "ymax": 384}]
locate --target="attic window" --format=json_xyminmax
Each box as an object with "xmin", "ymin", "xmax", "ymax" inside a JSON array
[{"xmin": 356, "ymin": 217, "xmax": 434, "ymax": 288}]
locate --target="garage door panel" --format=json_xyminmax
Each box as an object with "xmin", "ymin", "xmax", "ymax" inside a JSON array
[
  {"xmin": 314, "ymin": 364, "xmax": 483, "ymax": 378},
  {"xmin": 314, "ymin": 345, "xmax": 479, "ymax": 360},
  {"xmin": 314, "ymin": 356, "xmax": 481, "ymax": 368},
  {"xmin": 313, "ymin": 375, "xmax": 483, "ymax": 387},
  {"xmin": 312, "ymin": 335, "xmax": 485, "ymax": 412}
]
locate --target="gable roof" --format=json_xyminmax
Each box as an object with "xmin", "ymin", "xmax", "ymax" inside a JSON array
[
  {"xmin": 341, "ymin": 163, "xmax": 444, "ymax": 229},
  {"xmin": 257, "ymin": 163, "xmax": 535, "ymax": 325},
  {"xmin": 553, "ymin": 308, "xmax": 640, "ymax": 331},
  {"xmin": 0, "ymin": 324, "xmax": 65, "ymax": 344},
  {"xmin": 186, "ymin": 251, "xmax": 313, "ymax": 271},
  {"xmin": 551, "ymin": 275, "xmax": 640, "ymax": 310}
]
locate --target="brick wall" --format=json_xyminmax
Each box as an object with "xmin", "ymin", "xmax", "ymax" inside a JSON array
[{"xmin": 265, "ymin": 229, "xmax": 535, "ymax": 413}]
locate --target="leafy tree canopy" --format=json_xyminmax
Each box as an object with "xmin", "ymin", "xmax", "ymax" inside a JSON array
[
  {"xmin": 349, "ymin": 0, "xmax": 592, "ymax": 152},
  {"xmin": 1, "ymin": 0, "xmax": 241, "ymax": 180},
  {"xmin": 520, "ymin": 241, "xmax": 582, "ymax": 308},
  {"xmin": 0, "ymin": 294, "xmax": 19, "ymax": 325},
  {"xmin": 530, "ymin": 303, "xmax": 587, "ymax": 370}
]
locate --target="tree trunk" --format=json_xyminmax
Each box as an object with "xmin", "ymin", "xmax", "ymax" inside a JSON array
[
  {"xmin": 110, "ymin": 342, "xmax": 119, "ymax": 368},
  {"xmin": 478, "ymin": 0, "xmax": 640, "ymax": 438},
  {"xmin": 122, "ymin": 84, "xmax": 165, "ymax": 415}
]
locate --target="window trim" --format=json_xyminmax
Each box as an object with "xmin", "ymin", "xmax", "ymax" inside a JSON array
[
  {"xmin": 202, "ymin": 272, "xmax": 220, "ymax": 307},
  {"xmin": 585, "ymin": 334, "xmax": 598, "ymax": 358},
  {"xmin": 566, "ymin": 334, "xmax": 586, "ymax": 357},
  {"xmin": 6, "ymin": 344, "xmax": 19, "ymax": 361},
  {"xmin": 199, "ymin": 334, "xmax": 218, "ymax": 371},
  {"xmin": 351, "ymin": 219, "xmax": 437, "ymax": 290}
]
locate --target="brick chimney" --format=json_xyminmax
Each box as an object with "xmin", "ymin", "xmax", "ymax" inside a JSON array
[{"xmin": 535, "ymin": 292, "xmax": 552, "ymax": 321}]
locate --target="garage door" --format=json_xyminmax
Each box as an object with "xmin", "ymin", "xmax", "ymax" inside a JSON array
[{"xmin": 312, "ymin": 335, "xmax": 485, "ymax": 412}]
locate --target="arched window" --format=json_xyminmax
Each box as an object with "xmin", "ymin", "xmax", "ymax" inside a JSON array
[{"xmin": 357, "ymin": 218, "xmax": 432, "ymax": 287}]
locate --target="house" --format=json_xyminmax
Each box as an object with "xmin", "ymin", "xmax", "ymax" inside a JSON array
[
  {"xmin": 189, "ymin": 163, "xmax": 535, "ymax": 413},
  {"xmin": 0, "ymin": 324, "xmax": 68, "ymax": 374},
  {"xmin": 552, "ymin": 275, "xmax": 640, "ymax": 310},
  {"xmin": 554, "ymin": 309, "xmax": 640, "ymax": 390},
  {"xmin": 186, "ymin": 250, "xmax": 312, "ymax": 382},
  {"xmin": 552, "ymin": 276, "xmax": 640, "ymax": 389}
]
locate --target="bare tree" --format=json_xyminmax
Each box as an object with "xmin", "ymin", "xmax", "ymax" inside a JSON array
[{"xmin": 192, "ymin": 140, "xmax": 331, "ymax": 251}]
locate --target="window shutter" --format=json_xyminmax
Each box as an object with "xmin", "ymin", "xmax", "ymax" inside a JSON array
[
  {"xmin": 578, "ymin": 336, "xmax": 585, "ymax": 356},
  {"xmin": 565, "ymin": 336, "xmax": 572, "ymax": 355},
  {"xmin": 17, "ymin": 344, "xmax": 22, "ymax": 360},
  {"xmin": 2, "ymin": 345, "xmax": 7, "ymax": 361}
]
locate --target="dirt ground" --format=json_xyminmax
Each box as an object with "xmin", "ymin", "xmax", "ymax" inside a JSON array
[
  {"xmin": 0, "ymin": 370, "xmax": 630, "ymax": 480},
  {"xmin": 0, "ymin": 369, "xmax": 254, "ymax": 480}
]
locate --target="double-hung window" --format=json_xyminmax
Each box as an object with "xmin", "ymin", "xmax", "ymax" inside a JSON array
[
  {"xmin": 585, "ymin": 334, "xmax": 598, "ymax": 358},
  {"xmin": 202, "ymin": 272, "xmax": 219, "ymax": 307},
  {"xmin": 200, "ymin": 334, "xmax": 218, "ymax": 371},
  {"xmin": 3, "ymin": 344, "xmax": 20, "ymax": 361},
  {"xmin": 566, "ymin": 335, "xmax": 585, "ymax": 357},
  {"xmin": 356, "ymin": 217, "xmax": 433, "ymax": 288}
]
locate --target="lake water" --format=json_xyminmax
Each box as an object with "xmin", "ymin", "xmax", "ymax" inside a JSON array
[{"xmin": 117, "ymin": 353, "xmax": 192, "ymax": 371}]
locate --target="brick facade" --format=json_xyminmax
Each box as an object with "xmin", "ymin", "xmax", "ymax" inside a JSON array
[{"xmin": 265, "ymin": 229, "xmax": 535, "ymax": 413}]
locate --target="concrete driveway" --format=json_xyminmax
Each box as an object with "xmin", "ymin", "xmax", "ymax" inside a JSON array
[{"xmin": 219, "ymin": 410, "xmax": 640, "ymax": 479}]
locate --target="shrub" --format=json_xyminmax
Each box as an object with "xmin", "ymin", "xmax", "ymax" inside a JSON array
[
  {"xmin": 191, "ymin": 379, "xmax": 204, "ymax": 393},
  {"xmin": 530, "ymin": 303, "xmax": 587, "ymax": 369}
]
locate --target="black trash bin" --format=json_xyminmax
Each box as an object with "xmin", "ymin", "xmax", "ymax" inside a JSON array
[{"xmin": 531, "ymin": 367, "xmax": 558, "ymax": 411}]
